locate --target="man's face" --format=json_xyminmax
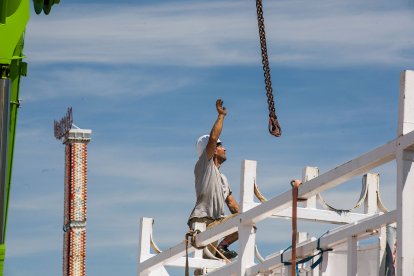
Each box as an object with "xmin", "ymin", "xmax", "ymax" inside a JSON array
[{"xmin": 215, "ymin": 143, "xmax": 227, "ymax": 163}]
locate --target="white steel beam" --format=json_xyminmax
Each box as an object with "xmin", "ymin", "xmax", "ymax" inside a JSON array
[
  {"xmin": 237, "ymin": 160, "xmax": 258, "ymax": 275},
  {"xmin": 347, "ymin": 236, "xmax": 358, "ymax": 276},
  {"xmin": 139, "ymin": 241, "xmax": 195, "ymax": 274},
  {"xmin": 235, "ymin": 224, "xmax": 256, "ymax": 275},
  {"xmin": 141, "ymin": 254, "xmax": 226, "ymax": 270},
  {"xmin": 240, "ymin": 160, "xmax": 257, "ymax": 212},
  {"xmin": 276, "ymin": 207, "xmax": 370, "ymax": 224},
  {"xmin": 243, "ymin": 203, "xmax": 371, "ymax": 224},
  {"xmin": 396, "ymin": 150, "xmax": 414, "ymax": 275},
  {"xmin": 138, "ymin": 217, "xmax": 154, "ymax": 264},
  {"xmin": 245, "ymin": 211, "xmax": 396, "ymax": 275},
  {"xmin": 299, "ymin": 141, "xmax": 395, "ymax": 199},
  {"xmin": 302, "ymin": 167, "xmax": 319, "ymax": 209},
  {"xmin": 363, "ymin": 173, "xmax": 380, "ymax": 214},
  {"xmin": 140, "ymin": 266, "xmax": 169, "ymax": 276},
  {"xmin": 205, "ymin": 261, "xmax": 237, "ymax": 276},
  {"xmin": 398, "ymin": 70, "xmax": 414, "ymax": 136},
  {"xmin": 166, "ymin": 256, "xmax": 226, "ymax": 269},
  {"xmin": 192, "ymin": 222, "xmax": 206, "ymax": 259},
  {"xmin": 396, "ymin": 70, "xmax": 414, "ymax": 276}
]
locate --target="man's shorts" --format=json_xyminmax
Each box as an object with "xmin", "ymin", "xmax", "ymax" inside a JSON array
[{"xmin": 188, "ymin": 213, "xmax": 238, "ymax": 230}]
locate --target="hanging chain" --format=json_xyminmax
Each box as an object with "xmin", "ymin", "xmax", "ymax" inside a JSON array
[{"xmin": 256, "ymin": 0, "xmax": 281, "ymax": 137}]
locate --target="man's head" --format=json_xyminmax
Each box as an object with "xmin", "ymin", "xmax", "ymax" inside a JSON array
[
  {"xmin": 196, "ymin": 135, "xmax": 226, "ymax": 163},
  {"xmin": 214, "ymin": 141, "xmax": 227, "ymax": 164}
]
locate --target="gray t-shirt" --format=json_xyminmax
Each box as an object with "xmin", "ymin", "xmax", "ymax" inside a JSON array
[{"xmin": 188, "ymin": 149, "xmax": 231, "ymax": 221}]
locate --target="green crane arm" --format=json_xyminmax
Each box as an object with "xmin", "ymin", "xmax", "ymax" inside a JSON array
[
  {"xmin": 0, "ymin": 1, "xmax": 29, "ymax": 274},
  {"xmin": 0, "ymin": 0, "xmax": 59, "ymax": 274}
]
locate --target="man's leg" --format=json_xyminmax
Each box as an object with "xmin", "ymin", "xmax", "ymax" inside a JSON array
[
  {"xmin": 207, "ymin": 215, "xmax": 239, "ymax": 259},
  {"xmin": 209, "ymin": 214, "xmax": 239, "ymax": 245},
  {"xmin": 220, "ymin": 232, "xmax": 238, "ymax": 247}
]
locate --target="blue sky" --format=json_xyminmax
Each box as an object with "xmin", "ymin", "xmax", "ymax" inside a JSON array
[{"xmin": 4, "ymin": 0, "xmax": 414, "ymax": 275}]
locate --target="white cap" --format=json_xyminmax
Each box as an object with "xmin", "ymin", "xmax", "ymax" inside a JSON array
[{"xmin": 196, "ymin": 135, "xmax": 221, "ymax": 157}]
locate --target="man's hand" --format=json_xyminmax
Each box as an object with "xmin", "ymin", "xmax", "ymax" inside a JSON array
[
  {"xmin": 206, "ymin": 99, "xmax": 227, "ymax": 160},
  {"xmin": 291, "ymin": 179, "xmax": 302, "ymax": 188},
  {"xmin": 216, "ymin": 99, "xmax": 227, "ymax": 116}
]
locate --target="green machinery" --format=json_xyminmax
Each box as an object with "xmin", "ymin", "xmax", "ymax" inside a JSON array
[{"xmin": 0, "ymin": 0, "xmax": 60, "ymax": 274}]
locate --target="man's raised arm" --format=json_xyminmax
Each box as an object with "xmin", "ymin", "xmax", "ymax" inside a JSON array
[{"xmin": 206, "ymin": 99, "xmax": 227, "ymax": 160}]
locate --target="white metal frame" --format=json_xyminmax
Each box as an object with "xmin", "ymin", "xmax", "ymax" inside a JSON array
[{"xmin": 138, "ymin": 70, "xmax": 414, "ymax": 276}]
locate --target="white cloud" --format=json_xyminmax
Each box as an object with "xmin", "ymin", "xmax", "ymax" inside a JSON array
[
  {"xmin": 24, "ymin": 0, "xmax": 414, "ymax": 67},
  {"xmin": 88, "ymin": 143, "xmax": 194, "ymax": 184},
  {"xmin": 7, "ymin": 236, "xmax": 62, "ymax": 258},
  {"xmin": 20, "ymin": 66, "xmax": 194, "ymax": 102},
  {"xmin": 10, "ymin": 193, "xmax": 62, "ymax": 212}
]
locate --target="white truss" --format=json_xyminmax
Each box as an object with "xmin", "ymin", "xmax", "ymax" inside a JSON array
[{"xmin": 138, "ymin": 70, "xmax": 414, "ymax": 276}]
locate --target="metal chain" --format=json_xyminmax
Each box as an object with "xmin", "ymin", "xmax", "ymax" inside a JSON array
[{"xmin": 256, "ymin": 0, "xmax": 281, "ymax": 137}]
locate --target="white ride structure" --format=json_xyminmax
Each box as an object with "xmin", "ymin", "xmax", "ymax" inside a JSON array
[{"xmin": 138, "ymin": 70, "xmax": 414, "ymax": 275}]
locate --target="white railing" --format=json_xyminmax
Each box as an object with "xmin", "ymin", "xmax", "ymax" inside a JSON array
[{"xmin": 138, "ymin": 70, "xmax": 414, "ymax": 276}]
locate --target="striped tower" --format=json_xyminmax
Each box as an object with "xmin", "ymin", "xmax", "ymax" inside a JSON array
[{"xmin": 61, "ymin": 128, "xmax": 91, "ymax": 276}]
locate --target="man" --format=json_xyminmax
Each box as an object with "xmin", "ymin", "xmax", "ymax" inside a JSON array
[{"xmin": 188, "ymin": 99, "xmax": 240, "ymax": 259}]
